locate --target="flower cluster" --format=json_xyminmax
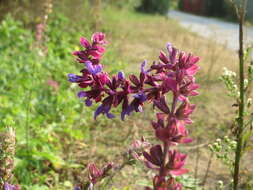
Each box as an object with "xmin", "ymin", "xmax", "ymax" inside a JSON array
[{"xmin": 68, "ymin": 33, "xmax": 200, "ymax": 189}]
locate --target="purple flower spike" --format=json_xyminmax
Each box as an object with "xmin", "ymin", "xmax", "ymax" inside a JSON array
[
  {"xmin": 85, "ymin": 61, "xmax": 102, "ymax": 74},
  {"xmin": 68, "ymin": 74, "xmax": 82, "ymax": 82},
  {"xmin": 69, "ymin": 34, "xmax": 201, "ymax": 190},
  {"xmin": 118, "ymin": 71, "xmax": 125, "ymax": 80}
]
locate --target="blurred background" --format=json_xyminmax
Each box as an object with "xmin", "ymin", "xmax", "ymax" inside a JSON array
[{"xmin": 0, "ymin": 0, "xmax": 252, "ymax": 190}]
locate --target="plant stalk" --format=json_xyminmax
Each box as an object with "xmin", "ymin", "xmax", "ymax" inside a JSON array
[
  {"xmin": 159, "ymin": 95, "xmax": 178, "ymax": 178},
  {"xmin": 233, "ymin": 2, "xmax": 246, "ymax": 189}
]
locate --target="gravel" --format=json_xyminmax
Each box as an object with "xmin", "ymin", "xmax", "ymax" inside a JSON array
[{"xmin": 168, "ymin": 10, "xmax": 253, "ymax": 51}]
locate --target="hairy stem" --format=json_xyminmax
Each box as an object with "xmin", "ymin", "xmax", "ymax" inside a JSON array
[{"xmin": 233, "ymin": 1, "xmax": 246, "ymax": 189}]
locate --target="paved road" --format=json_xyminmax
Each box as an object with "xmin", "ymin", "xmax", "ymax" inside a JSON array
[{"xmin": 168, "ymin": 10, "xmax": 253, "ymax": 51}]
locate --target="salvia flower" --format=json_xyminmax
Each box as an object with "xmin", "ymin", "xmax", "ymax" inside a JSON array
[
  {"xmin": 87, "ymin": 163, "xmax": 113, "ymax": 188},
  {"xmin": 88, "ymin": 163, "xmax": 104, "ymax": 185},
  {"xmin": 4, "ymin": 183, "xmax": 20, "ymax": 190},
  {"xmin": 68, "ymin": 33, "xmax": 200, "ymax": 190},
  {"xmin": 73, "ymin": 32, "xmax": 107, "ymax": 65}
]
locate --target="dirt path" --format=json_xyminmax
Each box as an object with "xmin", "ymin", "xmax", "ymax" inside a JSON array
[{"xmin": 168, "ymin": 10, "xmax": 253, "ymax": 51}]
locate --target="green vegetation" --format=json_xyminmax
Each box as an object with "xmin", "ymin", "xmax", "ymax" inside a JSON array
[
  {"xmin": 136, "ymin": 0, "xmax": 170, "ymax": 15},
  {"xmin": 0, "ymin": 4, "xmax": 125, "ymax": 189}
]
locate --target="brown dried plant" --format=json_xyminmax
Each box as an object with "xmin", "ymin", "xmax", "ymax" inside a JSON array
[{"xmin": 0, "ymin": 127, "xmax": 16, "ymax": 189}]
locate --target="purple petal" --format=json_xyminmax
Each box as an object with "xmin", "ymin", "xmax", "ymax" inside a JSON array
[
  {"xmin": 166, "ymin": 43, "xmax": 177, "ymax": 64},
  {"xmin": 178, "ymin": 95, "xmax": 186, "ymax": 101},
  {"xmin": 68, "ymin": 73, "xmax": 81, "ymax": 82},
  {"xmin": 85, "ymin": 98, "xmax": 92, "ymax": 106},
  {"xmin": 94, "ymin": 105, "xmax": 104, "ymax": 119},
  {"xmin": 77, "ymin": 91, "xmax": 86, "ymax": 98},
  {"xmin": 159, "ymin": 51, "xmax": 169, "ymax": 64},
  {"xmin": 4, "ymin": 183, "xmax": 19, "ymax": 190},
  {"xmin": 93, "ymin": 64, "xmax": 103, "ymax": 74},
  {"xmin": 74, "ymin": 186, "xmax": 81, "ymax": 190},
  {"xmin": 133, "ymin": 93, "xmax": 147, "ymax": 102},
  {"xmin": 85, "ymin": 61, "xmax": 95, "ymax": 73},
  {"xmin": 4, "ymin": 184, "xmax": 11, "ymax": 190},
  {"xmin": 85, "ymin": 61, "xmax": 102, "ymax": 74},
  {"xmin": 106, "ymin": 112, "xmax": 115, "ymax": 119},
  {"xmin": 170, "ymin": 47, "xmax": 177, "ymax": 64},
  {"xmin": 121, "ymin": 110, "xmax": 127, "ymax": 121},
  {"xmin": 141, "ymin": 60, "xmax": 147, "ymax": 73},
  {"xmin": 118, "ymin": 71, "xmax": 125, "ymax": 80},
  {"xmin": 80, "ymin": 37, "xmax": 91, "ymax": 48},
  {"xmin": 166, "ymin": 42, "xmax": 172, "ymax": 51},
  {"xmin": 164, "ymin": 78, "xmax": 177, "ymax": 92},
  {"xmin": 94, "ymin": 104, "xmax": 112, "ymax": 119},
  {"xmin": 88, "ymin": 183, "xmax": 94, "ymax": 190}
]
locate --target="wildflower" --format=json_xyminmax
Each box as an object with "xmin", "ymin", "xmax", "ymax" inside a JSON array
[
  {"xmin": 4, "ymin": 183, "xmax": 20, "ymax": 190},
  {"xmin": 73, "ymin": 33, "xmax": 107, "ymax": 65},
  {"xmin": 87, "ymin": 163, "xmax": 113, "ymax": 186},
  {"xmin": 88, "ymin": 163, "xmax": 103, "ymax": 184},
  {"xmin": 68, "ymin": 34, "xmax": 200, "ymax": 190}
]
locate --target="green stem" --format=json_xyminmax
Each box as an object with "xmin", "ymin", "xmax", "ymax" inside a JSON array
[{"xmin": 233, "ymin": 2, "xmax": 246, "ymax": 190}]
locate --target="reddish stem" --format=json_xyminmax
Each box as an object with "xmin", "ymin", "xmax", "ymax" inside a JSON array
[{"xmin": 158, "ymin": 94, "xmax": 178, "ymax": 180}]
